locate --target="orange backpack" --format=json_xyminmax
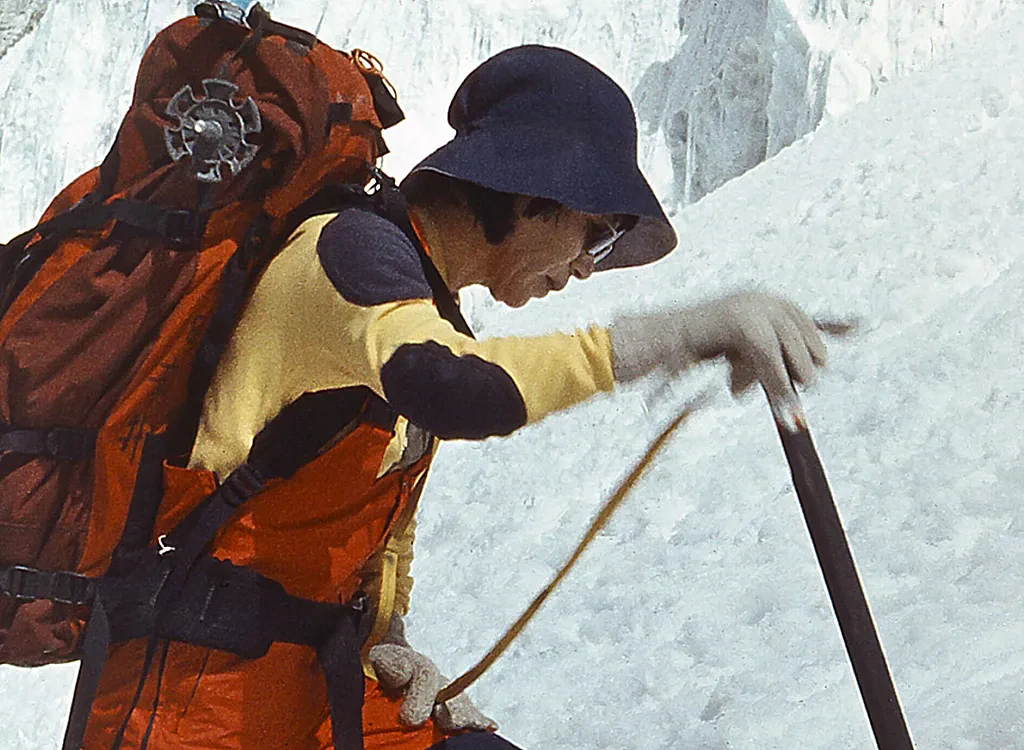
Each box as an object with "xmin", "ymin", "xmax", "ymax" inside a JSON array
[{"xmin": 0, "ymin": 3, "xmax": 427, "ymax": 747}]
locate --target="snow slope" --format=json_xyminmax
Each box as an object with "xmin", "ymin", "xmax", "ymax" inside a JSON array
[
  {"xmin": 411, "ymin": 10, "xmax": 1024, "ymax": 749},
  {"xmin": 2, "ymin": 1, "xmax": 1024, "ymax": 749}
]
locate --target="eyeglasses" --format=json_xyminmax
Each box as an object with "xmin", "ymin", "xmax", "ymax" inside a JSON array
[{"xmin": 582, "ymin": 216, "xmax": 626, "ymax": 265}]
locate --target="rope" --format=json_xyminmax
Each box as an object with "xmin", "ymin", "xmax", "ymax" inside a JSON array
[{"xmin": 436, "ymin": 391, "xmax": 710, "ymax": 703}]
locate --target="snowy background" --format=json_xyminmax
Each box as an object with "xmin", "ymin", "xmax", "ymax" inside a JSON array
[{"xmin": 2, "ymin": 0, "xmax": 1024, "ymax": 748}]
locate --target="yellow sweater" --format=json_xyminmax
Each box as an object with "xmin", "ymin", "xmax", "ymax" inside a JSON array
[{"xmin": 187, "ymin": 209, "xmax": 615, "ymax": 652}]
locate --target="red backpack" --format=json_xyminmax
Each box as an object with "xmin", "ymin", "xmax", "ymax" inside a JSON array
[{"xmin": 0, "ymin": 3, "xmax": 420, "ymax": 747}]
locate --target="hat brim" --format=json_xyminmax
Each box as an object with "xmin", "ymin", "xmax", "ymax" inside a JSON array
[{"xmin": 402, "ymin": 127, "xmax": 677, "ymax": 271}]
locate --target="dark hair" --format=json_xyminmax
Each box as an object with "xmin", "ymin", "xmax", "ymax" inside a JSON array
[{"xmin": 402, "ymin": 171, "xmax": 561, "ymax": 244}]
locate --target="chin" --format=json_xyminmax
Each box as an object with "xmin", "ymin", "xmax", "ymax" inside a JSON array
[{"xmin": 492, "ymin": 286, "xmax": 531, "ymax": 308}]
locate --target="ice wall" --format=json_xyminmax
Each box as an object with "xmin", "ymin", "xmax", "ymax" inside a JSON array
[
  {"xmin": 634, "ymin": 0, "xmax": 1024, "ymax": 210},
  {"xmin": 0, "ymin": 0, "xmax": 47, "ymax": 60},
  {"xmin": 2, "ymin": 0, "xmax": 1018, "ymax": 237},
  {"xmin": 0, "ymin": 0, "xmax": 682, "ymax": 239}
]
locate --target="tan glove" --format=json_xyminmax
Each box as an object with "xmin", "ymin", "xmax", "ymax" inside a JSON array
[
  {"xmin": 368, "ymin": 615, "xmax": 498, "ymax": 733},
  {"xmin": 610, "ymin": 290, "xmax": 828, "ymax": 406}
]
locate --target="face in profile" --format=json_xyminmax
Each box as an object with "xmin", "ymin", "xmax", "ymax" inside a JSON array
[{"xmin": 486, "ymin": 200, "xmax": 619, "ymax": 308}]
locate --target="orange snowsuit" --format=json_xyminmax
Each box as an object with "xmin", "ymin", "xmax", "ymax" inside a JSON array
[{"xmin": 81, "ymin": 207, "xmax": 616, "ymax": 749}]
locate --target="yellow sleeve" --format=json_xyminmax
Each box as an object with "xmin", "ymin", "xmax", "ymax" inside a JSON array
[
  {"xmin": 262, "ymin": 222, "xmax": 615, "ymax": 424},
  {"xmin": 191, "ymin": 213, "xmax": 616, "ymax": 476},
  {"xmin": 324, "ymin": 297, "xmax": 616, "ymax": 425}
]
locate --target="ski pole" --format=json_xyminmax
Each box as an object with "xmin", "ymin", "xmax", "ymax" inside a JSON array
[{"xmin": 769, "ymin": 394, "xmax": 914, "ymax": 750}]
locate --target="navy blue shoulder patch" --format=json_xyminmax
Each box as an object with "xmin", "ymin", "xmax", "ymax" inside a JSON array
[{"xmin": 316, "ymin": 208, "xmax": 434, "ymax": 307}]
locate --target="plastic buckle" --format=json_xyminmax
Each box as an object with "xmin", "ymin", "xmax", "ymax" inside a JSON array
[
  {"xmin": 44, "ymin": 428, "xmax": 93, "ymax": 461},
  {"xmin": 4, "ymin": 565, "xmax": 44, "ymax": 601},
  {"xmin": 158, "ymin": 210, "xmax": 203, "ymax": 246},
  {"xmin": 220, "ymin": 464, "xmax": 265, "ymax": 508},
  {"xmin": 50, "ymin": 571, "xmax": 93, "ymax": 605},
  {"xmin": 195, "ymin": 0, "xmax": 248, "ymax": 27}
]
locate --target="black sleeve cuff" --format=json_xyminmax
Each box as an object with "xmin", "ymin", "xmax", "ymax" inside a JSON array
[{"xmin": 380, "ymin": 341, "xmax": 528, "ymax": 439}]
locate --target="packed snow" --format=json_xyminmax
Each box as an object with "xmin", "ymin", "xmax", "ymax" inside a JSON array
[{"xmin": 2, "ymin": 1, "xmax": 1024, "ymax": 748}]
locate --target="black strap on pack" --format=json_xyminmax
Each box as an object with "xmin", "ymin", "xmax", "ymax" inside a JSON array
[
  {"xmin": 296, "ymin": 168, "xmax": 474, "ymax": 339},
  {"xmin": 0, "ymin": 565, "xmax": 95, "ymax": 604},
  {"xmin": 0, "ymin": 424, "xmax": 96, "ymax": 461},
  {"xmin": 366, "ymin": 166, "xmax": 473, "ymax": 337},
  {"xmin": 166, "ymin": 209, "xmax": 269, "ymax": 460},
  {"xmin": 61, "ymin": 433, "xmax": 168, "ymax": 750},
  {"xmin": 246, "ymin": 3, "xmax": 316, "ymax": 51},
  {"xmin": 0, "ymin": 197, "xmax": 207, "ymax": 318}
]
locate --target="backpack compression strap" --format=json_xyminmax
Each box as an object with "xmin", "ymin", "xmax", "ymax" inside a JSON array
[
  {"xmin": 0, "ymin": 197, "xmax": 207, "ymax": 318},
  {"xmin": 0, "ymin": 424, "xmax": 96, "ymax": 461}
]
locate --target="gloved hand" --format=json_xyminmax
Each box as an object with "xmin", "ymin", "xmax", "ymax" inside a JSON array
[
  {"xmin": 610, "ymin": 290, "xmax": 828, "ymax": 405},
  {"xmin": 368, "ymin": 615, "xmax": 498, "ymax": 733}
]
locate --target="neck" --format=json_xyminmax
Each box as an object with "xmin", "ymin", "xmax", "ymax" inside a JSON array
[{"xmin": 408, "ymin": 203, "xmax": 489, "ymax": 292}]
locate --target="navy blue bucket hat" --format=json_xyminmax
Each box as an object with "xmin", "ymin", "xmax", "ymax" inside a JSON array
[{"xmin": 401, "ymin": 45, "xmax": 677, "ymax": 270}]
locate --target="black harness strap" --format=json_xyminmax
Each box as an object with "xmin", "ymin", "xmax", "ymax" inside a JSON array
[
  {"xmin": 246, "ymin": 4, "xmax": 317, "ymax": 50},
  {"xmin": 110, "ymin": 200, "xmax": 207, "ymax": 246},
  {"xmin": 168, "ymin": 211, "xmax": 272, "ymax": 459},
  {"xmin": 61, "ymin": 433, "xmax": 167, "ymax": 750},
  {"xmin": 154, "ymin": 461, "xmax": 267, "ymax": 609},
  {"xmin": 318, "ymin": 610, "xmax": 368, "ymax": 750},
  {"xmin": 64, "ymin": 596, "xmax": 112, "ymax": 750},
  {"xmin": 114, "ymin": 434, "xmax": 171, "ymax": 554},
  {"xmin": 299, "ymin": 171, "xmax": 474, "ymax": 338},
  {"xmin": 160, "ymin": 388, "xmax": 378, "ymax": 603},
  {"xmin": 366, "ymin": 167, "xmax": 473, "ymax": 337}
]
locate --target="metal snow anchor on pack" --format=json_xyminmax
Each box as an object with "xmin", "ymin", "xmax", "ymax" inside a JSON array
[
  {"xmin": 769, "ymin": 393, "xmax": 915, "ymax": 750},
  {"xmin": 194, "ymin": 1, "xmax": 248, "ymax": 27}
]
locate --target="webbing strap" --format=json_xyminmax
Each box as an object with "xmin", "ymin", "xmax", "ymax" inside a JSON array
[
  {"xmin": 366, "ymin": 168, "xmax": 473, "ymax": 338},
  {"xmin": 246, "ymin": 4, "xmax": 317, "ymax": 50},
  {"xmin": 0, "ymin": 197, "xmax": 206, "ymax": 317},
  {"xmin": 0, "ymin": 565, "xmax": 95, "ymax": 605},
  {"xmin": 155, "ymin": 461, "xmax": 267, "ymax": 609},
  {"xmin": 63, "ymin": 597, "xmax": 111, "ymax": 750},
  {"xmin": 2, "ymin": 199, "xmax": 204, "ymax": 254},
  {"xmin": 114, "ymin": 434, "xmax": 169, "ymax": 554},
  {"xmin": 61, "ymin": 433, "xmax": 168, "ymax": 750},
  {"xmin": 0, "ymin": 424, "xmax": 96, "ymax": 461},
  {"xmin": 318, "ymin": 614, "xmax": 367, "ymax": 750},
  {"xmin": 169, "ymin": 212, "xmax": 270, "ymax": 459}
]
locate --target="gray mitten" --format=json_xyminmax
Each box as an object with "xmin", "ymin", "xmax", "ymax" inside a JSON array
[
  {"xmin": 368, "ymin": 616, "xmax": 498, "ymax": 732},
  {"xmin": 610, "ymin": 290, "xmax": 828, "ymax": 406}
]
